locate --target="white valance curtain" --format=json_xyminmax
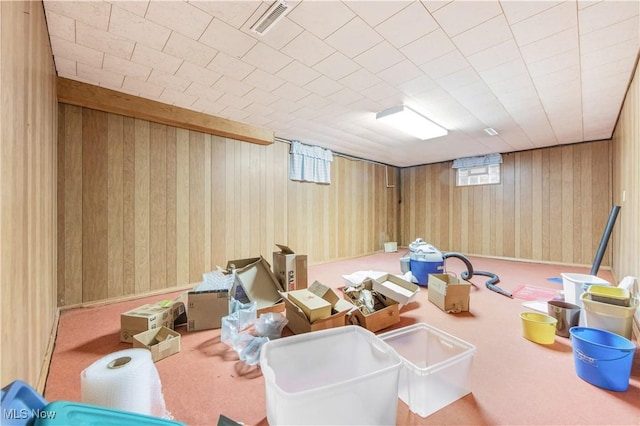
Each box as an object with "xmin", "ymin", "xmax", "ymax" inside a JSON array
[
  {"xmin": 289, "ymin": 140, "xmax": 333, "ymax": 184},
  {"xmin": 452, "ymin": 153, "xmax": 503, "ymax": 169}
]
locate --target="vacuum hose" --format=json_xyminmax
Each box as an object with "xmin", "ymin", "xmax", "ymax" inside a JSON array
[{"xmin": 442, "ymin": 252, "xmax": 512, "ymax": 298}]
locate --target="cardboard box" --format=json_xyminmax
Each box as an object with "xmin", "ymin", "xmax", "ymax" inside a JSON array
[
  {"xmin": 287, "ymin": 289, "xmax": 332, "ymax": 323},
  {"xmin": 281, "ymin": 288, "xmax": 355, "ymax": 334},
  {"xmin": 120, "ymin": 295, "xmax": 186, "ymax": 343},
  {"xmin": 227, "ymin": 256, "xmax": 285, "ymax": 314},
  {"xmin": 307, "ymin": 280, "xmax": 339, "ymax": 306},
  {"xmin": 132, "ymin": 326, "xmax": 180, "ymax": 362},
  {"xmin": 187, "ymin": 289, "xmax": 229, "ymax": 331},
  {"xmin": 273, "ymin": 244, "xmax": 308, "ymax": 291},
  {"xmin": 373, "ymin": 274, "xmax": 420, "ymax": 306},
  {"xmin": 342, "ymin": 278, "xmax": 400, "ymax": 333},
  {"xmin": 428, "ymin": 274, "xmax": 471, "ymax": 313}
]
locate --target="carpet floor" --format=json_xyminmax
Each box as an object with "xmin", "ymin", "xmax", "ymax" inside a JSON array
[{"xmin": 44, "ymin": 252, "xmax": 639, "ymax": 425}]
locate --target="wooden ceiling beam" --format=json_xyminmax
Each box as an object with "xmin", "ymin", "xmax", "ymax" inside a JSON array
[{"xmin": 57, "ymin": 77, "xmax": 274, "ymax": 146}]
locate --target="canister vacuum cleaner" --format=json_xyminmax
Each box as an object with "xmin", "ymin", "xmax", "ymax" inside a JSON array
[{"xmin": 401, "ymin": 239, "xmax": 512, "ymax": 298}]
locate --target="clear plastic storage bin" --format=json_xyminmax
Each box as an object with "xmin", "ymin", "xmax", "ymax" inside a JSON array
[
  {"xmin": 260, "ymin": 326, "xmax": 402, "ymax": 425},
  {"xmin": 378, "ymin": 323, "xmax": 476, "ymax": 418}
]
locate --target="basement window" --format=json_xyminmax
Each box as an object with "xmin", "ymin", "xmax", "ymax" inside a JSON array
[{"xmin": 453, "ymin": 153, "xmax": 502, "ymax": 187}]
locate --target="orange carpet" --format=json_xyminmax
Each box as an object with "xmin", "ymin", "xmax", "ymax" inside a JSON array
[{"xmin": 44, "ymin": 253, "xmax": 639, "ymax": 425}]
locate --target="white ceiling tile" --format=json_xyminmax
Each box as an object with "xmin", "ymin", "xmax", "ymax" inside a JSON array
[
  {"xmin": 580, "ymin": 16, "xmax": 640, "ymax": 54},
  {"xmin": 107, "ymin": 1, "xmax": 148, "ymax": 17},
  {"xmin": 218, "ymin": 106, "xmax": 251, "ymax": 122},
  {"xmin": 533, "ymin": 66, "xmax": 579, "ymax": 90},
  {"xmin": 76, "ymin": 21, "xmax": 134, "ymax": 60},
  {"xmin": 510, "ymin": 2, "xmax": 577, "ymax": 47},
  {"xmin": 421, "ymin": 1, "xmax": 453, "ymax": 14},
  {"xmin": 216, "ymin": 93, "xmax": 251, "ymax": 110},
  {"xmin": 347, "ymin": 98, "xmax": 384, "ymax": 112},
  {"xmin": 436, "ymin": 67, "xmax": 482, "ymax": 91},
  {"xmin": 191, "ymin": 98, "xmax": 225, "ymax": 115},
  {"xmin": 500, "ymin": 0, "xmax": 563, "ymax": 25},
  {"xmin": 527, "ymin": 50, "xmax": 579, "ymax": 78},
  {"xmin": 108, "ymin": 6, "xmax": 171, "ymax": 50},
  {"xmin": 577, "ymin": 1, "xmax": 600, "ymax": 11},
  {"xmin": 304, "ymin": 76, "xmax": 344, "ymax": 97},
  {"xmin": 339, "ymin": 68, "xmax": 382, "ymax": 92},
  {"xmin": 433, "ymin": 0, "xmax": 502, "ymax": 37},
  {"xmin": 297, "ymin": 94, "xmax": 331, "ymax": 110},
  {"xmin": 189, "ymin": 0, "xmax": 261, "ymax": 28},
  {"xmin": 313, "ymin": 51, "xmax": 361, "ymax": 80},
  {"xmin": 420, "ymin": 50, "xmax": 469, "ymax": 80},
  {"xmin": 256, "ymin": 18, "xmax": 304, "ymax": 51},
  {"xmin": 145, "ymin": 1, "xmax": 212, "ymax": 40},
  {"xmin": 377, "ymin": 60, "xmax": 424, "ymax": 86},
  {"xmin": 288, "ymin": 1, "xmax": 355, "ymax": 39},
  {"xmin": 353, "ymin": 41, "xmax": 404, "ymax": 74},
  {"xmin": 244, "ymin": 102, "xmax": 276, "ymax": 117},
  {"xmin": 401, "ymin": 29, "xmax": 456, "ymax": 65},
  {"xmin": 244, "ymin": 68, "xmax": 286, "ymax": 92},
  {"xmin": 44, "ymin": 0, "xmax": 111, "ymax": 30},
  {"xmin": 207, "ymin": 52, "xmax": 255, "ymax": 81},
  {"xmin": 49, "ymin": 36, "xmax": 103, "ymax": 69},
  {"xmin": 77, "ymin": 62, "xmax": 124, "ymax": 88},
  {"xmin": 103, "ymin": 54, "xmax": 151, "ymax": 80},
  {"xmin": 449, "ymin": 80, "xmax": 493, "ymax": 103},
  {"xmin": 211, "ymin": 76, "xmax": 252, "ymax": 97},
  {"xmin": 280, "ymin": 31, "xmax": 335, "ymax": 67},
  {"xmin": 199, "ymin": 18, "xmax": 257, "ymax": 58},
  {"xmin": 54, "ymin": 56, "xmax": 77, "ymax": 76},
  {"xmin": 361, "ymin": 81, "xmax": 399, "ymax": 102},
  {"xmin": 466, "ymin": 39, "xmax": 521, "ymax": 72},
  {"xmin": 520, "ymin": 28, "xmax": 578, "ymax": 64},
  {"xmin": 582, "ymin": 58, "xmax": 635, "ymax": 81},
  {"xmin": 344, "ymin": 1, "xmax": 411, "ymax": 27},
  {"xmin": 45, "ymin": 10, "xmax": 75, "ymax": 42},
  {"xmin": 175, "ymin": 62, "xmax": 221, "ymax": 87},
  {"xmin": 271, "ymin": 99, "xmax": 302, "ymax": 114},
  {"xmin": 579, "ymin": 0, "xmax": 640, "ymax": 34},
  {"xmin": 581, "ymin": 38, "xmax": 639, "ymax": 71},
  {"xmin": 398, "ymin": 75, "xmax": 439, "ymax": 97},
  {"xmin": 272, "ymin": 82, "xmax": 310, "ymax": 102},
  {"xmin": 276, "ymin": 61, "xmax": 321, "ymax": 86},
  {"xmin": 325, "ymin": 17, "xmax": 384, "ymax": 58},
  {"xmin": 122, "ymin": 76, "xmax": 163, "ymax": 98},
  {"xmin": 131, "ymin": 44, "xmax": 183, "ymax": 75},
  {"xmin": 163, "ymin": 32, "xmax": 217, "ymax": 68},
  {"xmin": 452, "ymin": 15, "xmax": 513, "ymax": 57},
  {"xmin": 185, "ymin": 82, "xmax": 224, "ymax": 102},
  {"xmin": 374, "ymin": 2, "xmax": 439, "ymax": 48},
  {"xmin": 244, "ymin": 87, "xmax": 280, "ymax": 106},
  {"xmin": 147, "ymin": 70, "xmax": 191, "ymax": 92},
  {"xmin": 327, "ymin": 87, "xmax": 364, "ymax": 106},
  {"xmin": 242, "ymin": 42, "xmax": 293, "ymax": 74}
]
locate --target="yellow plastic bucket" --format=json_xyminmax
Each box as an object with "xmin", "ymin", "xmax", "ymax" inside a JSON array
[{"xmin": 520, "ymin": 312, "xmax": 557, "ymax": 344}]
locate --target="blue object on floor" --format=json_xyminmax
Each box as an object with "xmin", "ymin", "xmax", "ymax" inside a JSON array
[
  {"xmin": 547, "ymin": 277, "xmax": 563, "ymax": 284},
  {"xmin": 1, "ymin": 380, "xmax": 48, "ymax": 426},
  {"xmin": 410, "ymin": 258, "xmax": 444, "ymax": 286}
]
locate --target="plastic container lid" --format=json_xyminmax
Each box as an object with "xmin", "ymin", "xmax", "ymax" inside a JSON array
[{"xmin": 586, "ymin": 285, "xmax": 630, "ymax": 306}]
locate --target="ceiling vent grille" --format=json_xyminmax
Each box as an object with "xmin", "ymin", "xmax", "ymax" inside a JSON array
[{"xmin": 250, "ymin": 0, "xmax": 291, "ymax": 35}]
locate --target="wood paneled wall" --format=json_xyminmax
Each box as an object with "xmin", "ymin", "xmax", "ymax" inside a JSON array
[
  {"xmin": 0, "ymin": 1, "xmax": 58, "ymax": 388},
  {"xmin": 400, "ymin": 141, "xmax": 612, "ymax": 266},
  {"xmin": 57, "ymin": 105, "xmax": 399, "ymax": 305},
  {"xmin": 611, "ymin": 61, "xmax": 639, "ymax": 284}
]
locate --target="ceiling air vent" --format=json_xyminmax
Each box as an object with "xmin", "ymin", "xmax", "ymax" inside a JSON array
[{"xmin": 250, "ymin": 0, "xmax": 291, "ymax": 35}]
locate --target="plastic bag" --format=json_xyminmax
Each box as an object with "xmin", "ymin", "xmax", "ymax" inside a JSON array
[
  {"xmin": 240, "ymin": 336, "xmax": 269, "ymax": 366},
  {"xmin": 255, "ymin": 312, "xmax": 288, "ymax": 340}
]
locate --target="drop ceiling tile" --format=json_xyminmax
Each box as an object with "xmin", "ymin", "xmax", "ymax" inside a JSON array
[
  {"xmin": 190, "ymin": 98, "xmax": 225, "ymax": 115},
  {"xmin": 452, "ymin": 15, "xmax": 512, "ymax": 57},
  {"xmin": 533, "ymin": 66, "xmax": 579, "ymax": 90},
  {"xmin": 528, "ymin": 50, "xmax": 579, "ymax": 78},
  {"xmin": 216, "ymin": 93, "xmax": 252, "ymax": 110},
  {"xmin": 54, "ymin": 57, "xmax": 77, "ymax": 76},
  {"xmin": 219, "ymin": 106, "xmax": 251, "ymax": 122},
  {"xmin": 327, "ymin": 87, "xmax": 364, "ymax": 106},
  {"xmin": 276, "ymin": 61, "xmax": 321, "ymax": 86},
  {"xmin": 353, "ymin": 41, "xmax": 404, "ymax": 74},
  {"xmin": 243, "ymin": 42, "xmax": 293, "ymax": 74},
  {"xmin": 287, "ymin": 1, "xmax": 355, "ymax": 39},
  {"xmin": 325, "ymin": 17, "xmax": 384, "ymax": 58},
  {"xmin": 108, "ymin": 6, "xmax": 171, "ymax": 50},
  {"xmin": 280, "ymin": 31, "xmax": 335, "ymax": 67},
  {"xmin": 347, "ymin": 98, "xmax": 384, "ymax": 112},
  {"xmin": 244, "ymin": 87, "xmax": 280, "ymax": 106},
  {"xmin": 175, "ymin": 61, "xmax": 221, "ymax": 87},
  {"xmin": 131, "ymin": 44, "xmax": 183, "ymax": 74},
  {"xmin": 190, "ymin": 0, "xmax": 261, "ymax": 29},
  {"xmin": 103, "ymin": 54, "xmax": 151, "ymax": 80},
  {"xmin": 45, "ymin": 10, "xmax": 75, "ymax": 42},
  {"xmin": 44, "ymin": 0, "xmax": 111, "ymax": 30},
  {"xmin": 510, "ymin": 2, "xmax": 577, "ymax": 47},
  {"xmin": 466, "ymin": 39, "xmax": 521, "ymax": 72},
  {"xmin": 344, "ymin": 0, "xmax": 411, "ymax": 27},
  {"xmin": 579, "ymin": 0, "xmax": 640, "ymax": 34},
  {"xmin": 145, "ymin": 1, "xmax": 212, "ymax": 40},
  {"xmin": 436, "ymin": 67, "xmax": 482, "ymax": 91},
  {"xmin": 122, "ymin": 76, "xmax": 164, "ymax": 98},
  {"xmin": 374, "ymin": 2, "xmax": 438, "ymax": 48},
  {"xmin": 304, "ymin": 76, "xmax": 344, "ymax": 97},
  {"xmin": 212, "ymin": 76, "xmax": 253, "ymax": 97},
  {"xmin": 163, "ymin": 32, "xmax": 217, "ymax": 68},
  {"xmin": 272, "ymin": 82, "xmax": 311, "ymax": 102},
  {"xmin": 420, "ymin": 50, "xmax": 469, "ymax": 80},
  {"xmin": 243, "ymin": 102, "xmax": 276, "ymax": 117},
  {"xmin": 582, "ymin": 57, "xmax": 635, "ymax": 81},
  {"xmin": 361, "ymin": 81, "xmax": 399, "ymax": 102},
  {"xmin": 519, "ymin": 28, "xmax": 578, "ymax": 64},
  {"xmin": 206, "ymin": 52, "xmax": 255, "ymax": 81},
  {"xmin": 256, "ymin": 18, "xmax": 304, "ymax": 51},
  {"xmin": 313, "ymin": 51, "xmax": 361, "ymax": 80},
  {"xmin": 244, "ymin": 68, "xmax": 286, "ymax": 92},
  {"xmin": 77, "ymin": 62, "xmax": 124, "ymax": 88},
  {"xmin": 401, "ymin": 29, "xmax": 457, "ymax": 65},
  {"xmin": 106, "ymin": 1, "xmax": 148, "ymax": 17},
  {"xmin": 398, "ymin": 75, "xmax": 439, "ymax": 96},
  {"xmin": 433, "ymin": 0, "xmax": 502, "ymax": 37},
  {"xmin": 50, "ymin": 36, "xmax": 103, "ymax": 69},
  {"xmin": 581, "ymin": 38, "xmax": 639, "ymax": 71},
  {"xmin": 477, "ymin": 58, "xmax": 529, "ymax": 84},
  {"xmin": 377, "ymin": 60, "xmax": 424, "ymax": 86},
  {"xmin": 75, "ymin": 21, "xmax": 134, "ymax": 60},
  {"xmin": 147, "ymin": 70, "xmax": 191, "ymax": 92},
  {"xmin": 340, "ymin": 68, "xmax": 381, "ymax": 91},
  {"xmin": 580, "ymin": 16, "xmax": 640, "ymax": 54},
  {"xmin": 199, "ymin": 18, "xmax": 257, "ymax": 58}
]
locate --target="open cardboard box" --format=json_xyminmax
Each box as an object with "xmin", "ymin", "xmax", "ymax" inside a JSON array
[
  {"xmin": 132, "ymin": 326, "xmax": 180, "ymax": 362},
  {"xmin": 227, "ymin": 256, "xmax": 285, "ymax": 315},
  {"xmin": 120, "ymin": 294, "xmax": 187, "ymax": 343},
  {"xmin": 373, "ymin": 274, "xmax": 420, "ymax": 307},
  {"xmin": 273, "ymin": 244, "xmax": 308, "ymax": 291},
  {"xmin": 281, "ymin": 281, "xmax": 355, "ymax": 334},
  {"xmin": 342, "ymin": 278, "xmax": 400, "ymax": 333},
  {"xmin": 428, "ymin": 273, "xmax": 471, "ymax": 313}
]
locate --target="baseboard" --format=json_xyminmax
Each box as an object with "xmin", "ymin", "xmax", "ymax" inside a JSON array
[{"xmin": 37, "ymin": 308, "xmax": 60, "ymax": 395}]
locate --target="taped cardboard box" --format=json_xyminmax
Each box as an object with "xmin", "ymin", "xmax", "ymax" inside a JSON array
[
  {"xmin": 227, "ymin": 256, "xmax": 285, "ymax": 315},
  {"xmin": 120, "ymin": 294, "xmax": 187, "ymax": 343},
  {"xmin": 273, "ymin": 244, "xmax": 308, "ymax": 291},
  {"xmin": 428, "ymin": 273, "xmax": 471, "ymax": 313},
  {"xmin": 287, "ymin": 289, "xmax": 332, "ymax": 323},
  {"xmin": 342, "ymin": 278, "xmax": 400, "ymax": 333},
  {"xmin": 132, "ymin": 326, "xmax": 180, "ymax": 362},
  {"xmin": 187, "ymin": 289, "xmax": 229, "ymax": 331},
  {"xmin": 373, "ymin": 274, "xmax": 420, "ymax": 307}
]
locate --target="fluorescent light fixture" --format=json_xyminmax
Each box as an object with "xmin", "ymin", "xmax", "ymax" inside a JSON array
[
  {"xmin": 376, "ymin": 105, "xmax": 448, "ymax": 140},
  {"xmin": 484, "ymin": 127, "xmax": 499, "ymax": 136}
]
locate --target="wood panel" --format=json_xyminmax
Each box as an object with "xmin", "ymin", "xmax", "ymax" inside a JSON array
[
  {"xmin": 1, "ymin": 0, "xmax": 58, "ymax": 389},
  {"xmin": 400, "ymin": 141, "xmax": 612, "ymax": 266}
]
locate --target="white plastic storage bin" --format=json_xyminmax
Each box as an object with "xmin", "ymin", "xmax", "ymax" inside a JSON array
[
  {"xmin": 561, "ymin": 273, "xmax": 610, "ymax": 307},
  {"xmin": 260, "ymin": 326, "xmax": 402, "ymax": 425},
  {"xmin": 378, "ymin": 323, "xmax": 476, "ymax": 418}
]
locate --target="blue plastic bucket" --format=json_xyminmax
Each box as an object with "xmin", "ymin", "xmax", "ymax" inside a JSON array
[
  {"xmin": 409, "ymin": 259, "xmax": 443, "ymax": 286},
  {"xmin": 569, "ymin": 327, "xmax": 636, "ymax": 391}
]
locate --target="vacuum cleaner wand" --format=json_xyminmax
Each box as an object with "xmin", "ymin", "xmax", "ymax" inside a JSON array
[{"xmin": 442, "ymin": 252, "xmax": 512, "ymax": 298}]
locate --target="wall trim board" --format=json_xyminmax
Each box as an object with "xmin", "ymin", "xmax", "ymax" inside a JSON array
[
  {"xmin": 57, "ymin": 77, "xmax": 274, "ymax": 146},
  {"xmin": 444, "ymin": 252, "xmax": 612, "ymax": 271},
  {"xmin": 37, "ymin": 309, "xmax": 60, "ymax": 394}
]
